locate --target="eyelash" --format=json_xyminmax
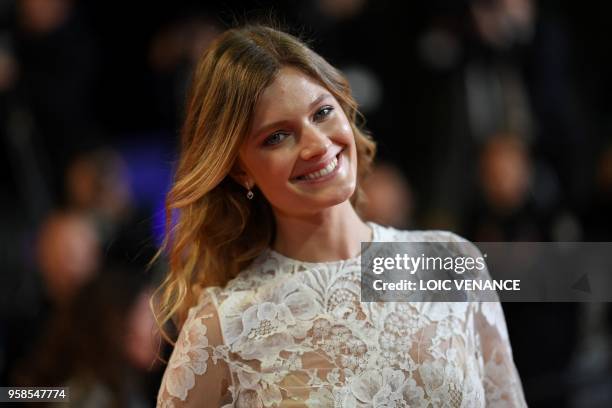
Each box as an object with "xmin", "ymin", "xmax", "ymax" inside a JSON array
[
  {"xmin": 314, "ymin": 106, "xmax": 334, "ymax": 122},
  {"xmin": 263, "ymin": 106, "xmax": 335, "ymax": 146}
]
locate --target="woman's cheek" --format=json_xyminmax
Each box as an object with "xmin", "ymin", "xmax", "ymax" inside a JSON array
[
  {"xmin": 258, "ymin": 161, "xmax": 290, "ymax": 189},
  {"xmin": 268, "ymin": 155, "xmax": 294, "ymax": 178}
]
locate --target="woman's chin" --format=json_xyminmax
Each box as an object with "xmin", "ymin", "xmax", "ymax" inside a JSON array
[
  {"xmin": 267, "ymin": 178, "xmax": 357, "ymax": 215},
  {"xmin": 298, "ymin": 183, "xmax": 356, "ymax": 210}
]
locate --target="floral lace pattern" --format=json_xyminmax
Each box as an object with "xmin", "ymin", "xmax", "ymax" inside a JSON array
[{"xmin": 157, "ymin": 223, "xmax": 527, "ymax": 407}]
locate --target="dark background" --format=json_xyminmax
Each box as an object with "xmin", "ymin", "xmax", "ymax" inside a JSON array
[{"xmin": 1, "ymin": 0, "xmax": 611, "ymax": 406}]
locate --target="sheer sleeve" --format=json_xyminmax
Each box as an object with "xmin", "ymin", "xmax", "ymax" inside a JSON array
[
  {"xmin": 157, "ymin": 289, "xmax": 233, "ymax": 408},
  {"xmin": 474, "ymin": 301, "xmax": 527, "ymax": 407},
  {"xmin": 446, "ymin": 231, "xmax": 527, "ymax": 407}
]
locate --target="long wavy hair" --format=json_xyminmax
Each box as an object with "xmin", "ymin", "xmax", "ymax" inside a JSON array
[{"xmin": 151, "ymin": 23, "xmax": 377, "ymax": 346}]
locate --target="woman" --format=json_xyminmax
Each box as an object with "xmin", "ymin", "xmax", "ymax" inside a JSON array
[{"xmin": 154, "ymin": 24, "xmax": 526, "ymax": 407}]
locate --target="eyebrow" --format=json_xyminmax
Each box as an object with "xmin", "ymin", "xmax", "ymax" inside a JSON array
[{"xmin": 251, "ymin": 93, "xmax": 332, "ymax": 139}]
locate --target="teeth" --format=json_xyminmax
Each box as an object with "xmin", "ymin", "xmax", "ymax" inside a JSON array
[{"xmin": 299, "ymin": 156, "xmax": 338, "ymax": 181}]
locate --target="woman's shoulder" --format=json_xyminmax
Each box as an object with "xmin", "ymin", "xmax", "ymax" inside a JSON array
[
  {"xmin": 370, "ymin": 222, "xmax": 482, "ymax": 258},
  {"xmin": 372, "ymin": 222, "xmax": 471, "ymax": 244},
  {"xmin": 180, "ymin": 287, "xmax": 223, "ymax": 333},
  {"xmin": 158, "ymin": 287, "xmax": 234, "ymax": 405}
]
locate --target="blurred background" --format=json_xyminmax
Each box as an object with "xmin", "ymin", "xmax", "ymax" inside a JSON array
[{"xmin": 0, "ymin": 0, "xmax": 611, "ymax": 406}]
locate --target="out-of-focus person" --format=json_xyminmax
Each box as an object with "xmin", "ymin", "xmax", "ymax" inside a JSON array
[
  {"xmin": 468, "ymin": 133, "xmax": 541, "ymax": 241},
  {"xmin": 64, "ymin": 148, "xmax": 134, "ymax": 240},
  {"xmin": 36, "ymin": 211, "xmax": 100, "ymax": 305},
  {"xmin": 12, "ymin": 267, "xmax": 162, "ymax": 407},
  {"xmin": 361, "ymin": 161, "xmax": 413, "ymax": 229},
  {"xmin": 15, "ymin": 0, "xmax": 100, "ymax": 202},
  {"xmin": 148, "ymin": 14, "xmax": 222, "ymax": 131},
  {"xmin": 64, "ymin": 147, "xmax": 159, "ymax": 269},
  {"xmin": 466, "ymin": 133, "xmax": 581, "ymax": 407}
]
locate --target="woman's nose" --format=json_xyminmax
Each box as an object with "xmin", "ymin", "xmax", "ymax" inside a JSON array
[{"xmin": 299, "ymin": 124, "xmax": 331, "ymax": 161}]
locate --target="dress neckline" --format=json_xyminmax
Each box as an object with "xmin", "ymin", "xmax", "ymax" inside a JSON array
[{"xmin": 266, "ymin": 221, "xmax": 380, "ymax": 266}]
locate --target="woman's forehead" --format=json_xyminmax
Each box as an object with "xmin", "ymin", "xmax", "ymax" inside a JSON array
[
  {"xmin": 259, "ymin": 67, "xmax": 327, "ymax": 106},
  {"xmin": 250, "ymin": 67, "xmax": 332, "ymax": 128}
]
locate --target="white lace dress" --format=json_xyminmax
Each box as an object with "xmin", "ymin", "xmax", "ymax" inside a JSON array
[{"xmin": 156, "ymin": 223, "xmax": 527, "ymax": 407}]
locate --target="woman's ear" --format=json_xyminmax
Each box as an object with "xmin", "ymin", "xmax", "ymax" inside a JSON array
[{"xmin": 229, "ymin": 160, "xmax": 253, "ymax": 189}]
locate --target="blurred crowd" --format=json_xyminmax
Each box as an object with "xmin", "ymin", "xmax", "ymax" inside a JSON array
[{"xmin": 1, "ymin": 0, "xmax": 611, "ymax": 407}]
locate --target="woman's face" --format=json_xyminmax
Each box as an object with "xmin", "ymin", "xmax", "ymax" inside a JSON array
[{"xmin": 236, "ymin": 66, "xmax": 358, "ymax": 216}]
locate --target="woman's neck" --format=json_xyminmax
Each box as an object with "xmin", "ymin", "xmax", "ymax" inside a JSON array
[{"xmin": 271, "ymin": 200, "xmax": 373, "ymax": 262}]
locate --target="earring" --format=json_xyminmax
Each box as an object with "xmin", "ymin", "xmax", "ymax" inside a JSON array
[{"xmin": 245, "ymin": 183, "xmax": 254, "ymax": 200}]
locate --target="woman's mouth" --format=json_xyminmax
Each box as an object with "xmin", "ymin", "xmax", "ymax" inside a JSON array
[{"xmin": 293, "ymin": 152, "xmax": 342, "ymax": 183}]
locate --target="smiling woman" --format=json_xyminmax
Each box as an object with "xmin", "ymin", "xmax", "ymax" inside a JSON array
[
  {"xmin": 153, "ymin": 23, "xmax": 526, "ymax": 407},
  {"xmin": 234, "ymin": 66, "xmax": 359, "ymax": 223}
]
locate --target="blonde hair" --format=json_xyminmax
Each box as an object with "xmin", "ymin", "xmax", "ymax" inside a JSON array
[{"xmin": 151, "ymin": 23, "xmax": 376, "ymax": 346}]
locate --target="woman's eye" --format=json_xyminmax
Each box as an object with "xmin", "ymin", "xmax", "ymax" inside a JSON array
[
  {"xmin": 263, "ymin": 132, "xmax": 289, "ymax": 146},
  {"xmin": 314, "ymin": 106, "xmax": 334, "ymax": 121}
]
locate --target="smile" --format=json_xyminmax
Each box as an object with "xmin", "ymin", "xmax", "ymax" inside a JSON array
[{"xmin": 293, "ymin": 152, "xmax": 342, "ymax": 183}]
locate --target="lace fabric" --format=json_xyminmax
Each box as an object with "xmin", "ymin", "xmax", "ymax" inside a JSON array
[{"xmin": 157, "ymin": 223, "xmax": 527, "ymax": 407}]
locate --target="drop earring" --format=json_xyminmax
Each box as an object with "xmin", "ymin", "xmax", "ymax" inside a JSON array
[{"xmin": 246, "ymin": 183, "xmax": 254, "ymax": 200}]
